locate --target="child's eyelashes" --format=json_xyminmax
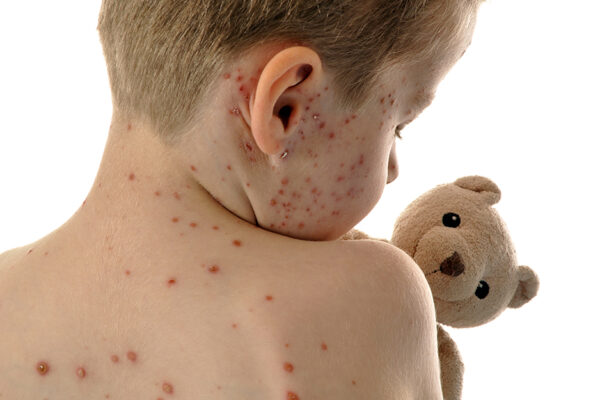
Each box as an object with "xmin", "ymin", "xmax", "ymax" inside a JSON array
[{"xmin": 394, "ymin": 124, "xmax": 405, "ymax": 139}]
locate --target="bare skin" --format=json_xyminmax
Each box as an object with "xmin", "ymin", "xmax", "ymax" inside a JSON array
[{"xmin": 0, "ymin": 24, "xmax": 473, "ymax": 400}]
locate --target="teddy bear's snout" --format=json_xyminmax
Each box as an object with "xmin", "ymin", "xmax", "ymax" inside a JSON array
[{"xmin": 440, "ymin": 252, "xmax": 465, "ymax": 277}]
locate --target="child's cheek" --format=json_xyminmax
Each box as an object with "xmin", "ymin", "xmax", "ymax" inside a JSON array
[
  {"xmin": 264, "ymin": 110, "xmax": 385, "ymax": 239},
  {"xmin": 264, "ymin": 148, "xmax": 371, "ymax": 238}
]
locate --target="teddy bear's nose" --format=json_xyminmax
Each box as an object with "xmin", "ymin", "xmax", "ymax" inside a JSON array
[{"xmin": 440, "ymin": 252, "xmax": 465, "ymax": 277}]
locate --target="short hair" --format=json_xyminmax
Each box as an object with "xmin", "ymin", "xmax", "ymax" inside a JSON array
[{"xmin": 97, "ymin": 0, "xmax": 481, "ymax": 143}]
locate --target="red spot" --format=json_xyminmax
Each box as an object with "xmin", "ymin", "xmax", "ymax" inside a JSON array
[
  {"xmin": 281, "ymin": 177, "xmax": 289, "ymax": 185},
  {"xmin": 324, "ymin": 86, "xmax": 329, "ymax": 91},
  {"xmin": 352, "ymin": 380, "xmax": 357, "ymax": 385},
  {"xmin": 270, "ymin": 199, "xmax": 278, "ymax": 206},
  {"xmin": 154, "ymin": 191, "xmax": 161, "ymax": 197},
  {"xmin": 44, "ymin": 251, "xmax": 49, "ymax": 256},
  {"xmin": 111, "ymin": 355, "xmax": 119, "ymax": 363},
  {"xmin": 328, "ymin": 132, "xmax": 335, "ymax": 139},
  {"xmin": 190, "ymin": 165, "xmax": 197, "ymax": 172},
  {"xmin": 128, "ymin": 173, "xmax": 135, "ymax": 181},
  {"xmin": 298, "ymin": 222, "xmax": 305, "ymax": 229},
  {"xmin": 127, "ymin": 351, "xmax": 137, "ymax": 362},
  {"xmin": 345, "ymin": 118, "xmax": 350, "ymax": 124},
  {"xmin": 173, "ymin": 192, "xmax": 181, "ymax": 200},
  {"xmin": 172, "ymin": 217, "xmax": 179, "ymax": 223},
  {"xmin": 278, "ymin": 189, "xmax": 285, "ymax": 195},
  {"xmin": 232, "ymin": 240, "xmax": 242, "ymax": 247},
  {"xmin": 380, "ymin": 97, "xmax": 385, "ymax": 104},
  {"xmin": 305, "ymin": 177, "xmax": 311, "ymax": 183},
  {"xmin": 125, "ymin": 270, "xmax": 131, "ymax": 276},
  {"xmin": 246, "ymin": 182, "xmax": 251, "ymax": 187},
  {"xmin": 390, "ymin": 99, "xmax": 395, "ymax": 105},
  {"xmin": 227, "ymin": 165, "xmax": 232, "ymax": 170},
  {"xmin": 224, "ymin": 73, "xmax": 231, "ymax": 79},
  {"xmin": 76, "ymin": 367, "xmax": 86, "ymax": 379},
  {"xmin": 283, "ymin": 362, "xmax": 294, "ymax": 373},
  {"xmin": 266, "ymin": 295, "xmax": 273, "ymax": 301},
  {"xmin": 232, "ymin": 323, "xmax": 238, "ymax": 329},
  {"xmin": 321, "ymin": 342, "xmax": 328, "ymax": 350},
  {"xmin": 167, "ymin": 278, "xmax": 177, "ymax": 286},
  {"xmin": 212, "ymin": 225, "xmax": 220, "ymax": 230},
  {"xmin": 127, "ymin": 124, "xmax": 132, "ymax": 131},
  {"xmin": 245, "ymin": 143, "xmax": 253, "ymax": 152},
  {"xmin": 319, "ymin": 122, "xmax": 326, "ymax": 129},
  {"xmin": 36, "ymin": 361, "xmax": 49, "ymax": 376},
  {"xmin": 189, "ymin": 222, "xmax": 197, "ymax": 228},
  {"xmin": 351, "ymin": 114, "xmax": 357, "ymax": 119},
  {"xmin": 287, "ymin": 392, "xmax": 300, "ymax": 400},
  {"xmin": 208, "ymin": 265, "xmax": 220, "ymax": 274},
  {"xmin": 236, "ymin": 75, "xmax": 243, "ymax": 82},
  {"xmin": 359, "ymin": 154, "xmax": 364, "ymax": 165},
  {"xmin": 162, "ymin": 382, "xmax": 174, "ymax": 394},
  {"xmin": 305, "ymin": 106, "xmax": 310, "ymax": 111},
  {"xmin": 239, "ymin": 85, "xmax": 245, "ymax": 92},
  {"xmin": 337, "ymin": 176, "xmax": 345, "ymax": 182},
  {"xmin": 285, "ymin": 343, "xmax": 290, "ymax": 348}
]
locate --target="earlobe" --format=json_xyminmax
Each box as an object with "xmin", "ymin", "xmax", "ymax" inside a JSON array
[{"xmin": 250, "ymin": 46, "xmax": 322, "ymax": 155}]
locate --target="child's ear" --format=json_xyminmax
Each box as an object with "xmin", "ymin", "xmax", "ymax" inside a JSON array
[{"xmin": 250, "ymin": 46, "xmax": 323, "ymax": 155}]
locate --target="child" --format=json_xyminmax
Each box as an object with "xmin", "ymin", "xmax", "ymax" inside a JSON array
[{"xmin": 0, "ymin": 0, "xmax": 481, "ymax": 398}]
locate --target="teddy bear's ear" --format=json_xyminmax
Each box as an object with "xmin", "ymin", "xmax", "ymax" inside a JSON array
[
  {"xmin": 454, "ymin": 175, "xmax": 501, "ymax": 205},
  {"xmin": 508, "ymin": 265, "xmax": 540, "ymax": 308}
]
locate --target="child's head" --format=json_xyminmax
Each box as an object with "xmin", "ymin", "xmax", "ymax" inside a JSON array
[
  {"xmin": 96, "ymin": 0, "xmax": 482, "ymax": 240},
  {"xmin": 98, "ymin": 0, "xmax": 480, "ymax": 141}
]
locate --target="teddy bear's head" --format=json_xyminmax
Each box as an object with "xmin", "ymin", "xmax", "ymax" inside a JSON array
[{"xmin": 391, "ymin": 176, "xmax": 539, "ymax": 328}]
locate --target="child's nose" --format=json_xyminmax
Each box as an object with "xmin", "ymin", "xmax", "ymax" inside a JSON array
[{"xmin": 386, "ymin": 141, "xmax": 399, "ymax": 184}]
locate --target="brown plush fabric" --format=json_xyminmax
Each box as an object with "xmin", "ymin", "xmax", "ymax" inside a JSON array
[
  {"xmin": 390, "ymin": 175, "xmax": 539, "ymax": 328},
  {"xmin": 437, "ymin": 324, "xmax": 464, "ymax": 400}
]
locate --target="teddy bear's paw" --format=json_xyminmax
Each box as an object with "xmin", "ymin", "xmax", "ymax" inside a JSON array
[
  {"xmin": 438, "ymin": 325, "xmax": 464, "ymax": 400},
  {"xmin": 340, "ymin": 229, "xmax": 371, "ymax": 240}
]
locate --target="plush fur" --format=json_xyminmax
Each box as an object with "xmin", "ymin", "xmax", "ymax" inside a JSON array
[{"xmin": 343, "ymin": 176, "xmax": 539, "ymax": 399}]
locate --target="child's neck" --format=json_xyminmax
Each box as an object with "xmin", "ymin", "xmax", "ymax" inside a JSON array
[{"xmin": 57, "ymin": 121, "xmax": 258, "ymax": 259}]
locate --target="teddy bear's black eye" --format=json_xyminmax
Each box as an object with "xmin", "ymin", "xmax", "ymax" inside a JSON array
[
  {"xmin": 475, "ymin": 281, "xmax": 490, "ymax": 299},
  {"xmin": 443, "ymin": 213, "xmax": 461, "ymax": 228}
]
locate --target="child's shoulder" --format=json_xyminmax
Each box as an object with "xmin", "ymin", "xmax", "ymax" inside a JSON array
[{"xmin": 0, "ymin": 245, "xmax": 25, "ymax": 278}]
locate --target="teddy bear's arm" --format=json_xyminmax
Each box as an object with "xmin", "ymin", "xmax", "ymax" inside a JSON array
[
  {"xmin": 341, "ymin": 229, "xmax": 390, "ymax": 242},
  {"xmin": 437, "ymin": 324, "xmax": 464, "ymax": 400}
]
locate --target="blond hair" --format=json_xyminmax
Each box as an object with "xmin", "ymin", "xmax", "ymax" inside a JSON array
[{"xmin": 98, "ymin": 0, "xmax": 480, "ymax": 143}]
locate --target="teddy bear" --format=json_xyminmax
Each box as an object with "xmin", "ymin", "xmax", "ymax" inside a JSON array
[{"xmin": 343, "ymin": 175, "xmax": 539, "ymax": 400}]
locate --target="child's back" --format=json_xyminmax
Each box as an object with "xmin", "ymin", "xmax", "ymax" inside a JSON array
[
  {"xmin": 0, "ymin": 210, "xmax": 432, "ymax": 399},
  {"xmin": 0, "ymin": 0, "xmax": 482, "ymax": 398}
]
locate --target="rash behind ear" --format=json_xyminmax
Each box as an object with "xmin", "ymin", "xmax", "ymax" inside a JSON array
[{"xmin": 250, "ymin": 46, "xmax": 322, "ymax": 155}]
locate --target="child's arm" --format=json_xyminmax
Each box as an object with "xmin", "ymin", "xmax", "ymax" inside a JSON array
[{"xmin": 349, "ymin": 239, "xmax": 443, "ymax": 399}]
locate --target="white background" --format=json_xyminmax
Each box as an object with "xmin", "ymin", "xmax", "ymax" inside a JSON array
[{"xmin": 1, "ymin": 1, "xmax": 598, "ymax": 398}]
